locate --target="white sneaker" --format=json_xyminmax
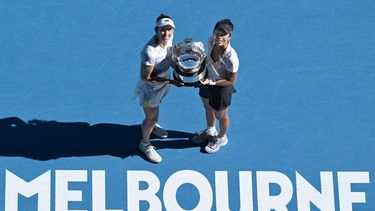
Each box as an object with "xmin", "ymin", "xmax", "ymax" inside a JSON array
[
  {"xmin": 139, "ymin": 141, "xmax": 162, "ymax": 163},
  {"xmin": 192, "ymin": 129, "xmax": 217, "ymax": 144},
  {"xmin": 204, "ymin": 135, "xmax": 228, "ymax": 153},
  {"xmin": 152, "ymin": 123, "xmax": 168, "ymax": 138}
]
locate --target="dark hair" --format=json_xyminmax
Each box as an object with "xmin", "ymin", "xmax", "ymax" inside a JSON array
[
  {"xmin": 156, "ymin": 13, "xmax": 172, "ymax": 22},
  {"xmin": 214, "ymin": 19, "xmax": 234, "ymax": 34}
]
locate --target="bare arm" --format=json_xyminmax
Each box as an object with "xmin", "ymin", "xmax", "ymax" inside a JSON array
[
  {"xmin": 200, "ymin": 72, "xmax": 237, "ymax": 87},
  {"xmin": 215, "ymin": 71, "xmax": 237, "ymax": 86},
  {"xmin": 140, "ymin": 63, "xmax": 183, "ymax": 86}
]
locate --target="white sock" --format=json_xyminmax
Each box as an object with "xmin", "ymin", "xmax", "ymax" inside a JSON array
[
  {"xmin": 207, "ymin": 126, "xmax": 216, "ymax": 133},
  {"xmin": 218, "ymin": 134, "xmax": 227, "ymax": 139},
  {"xmin": 142, "ymin": 141, "xmax": 150, "ymax": 146}
]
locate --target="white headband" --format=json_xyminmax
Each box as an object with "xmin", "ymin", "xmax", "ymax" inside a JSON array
[{"xmin": 156, "ymin": 18, "xmax": 175, "ymax": 28}]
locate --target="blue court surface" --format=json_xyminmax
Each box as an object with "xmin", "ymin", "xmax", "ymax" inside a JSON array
[{"xmin": 1, "ymin": 0, "xmax": 374, "ymax": 210}]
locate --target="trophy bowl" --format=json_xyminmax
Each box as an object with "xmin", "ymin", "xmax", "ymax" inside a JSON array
[{"xmin": 172, "ymin": 38, "xmax": 207, "ymax": 86}]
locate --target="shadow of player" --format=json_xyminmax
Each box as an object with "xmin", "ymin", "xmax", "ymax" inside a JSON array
[{"xmin": 0, "ymin": 117, "xmax": 196, "ymax": 161}]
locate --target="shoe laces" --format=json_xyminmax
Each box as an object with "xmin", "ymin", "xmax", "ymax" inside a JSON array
[
  {"xmin": 197, "ymin": 129, "xmax": 208, "ymax": 135},
  {"xmin": 199, "ymin": 129, "xmax": 215, "ymax": 136},
  {"xmin": 207, "ymin": 137, "xmax": 219, "ymax": 148},
  {"xmin": 145, "ymin": 145, "xmax": 157, "ymax": 153}
]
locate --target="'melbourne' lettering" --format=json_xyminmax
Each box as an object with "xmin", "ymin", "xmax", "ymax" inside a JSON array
[{"xmin": 4, "ymin": 170, "xmax": 370, "ymax": 211}]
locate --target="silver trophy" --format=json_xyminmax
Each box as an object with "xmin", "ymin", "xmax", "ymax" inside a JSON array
[{"xmin": 172, "ymin": 38, "xmax": 207, "ymax": 86}]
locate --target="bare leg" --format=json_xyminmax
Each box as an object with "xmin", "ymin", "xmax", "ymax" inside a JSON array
[
  {"xmin": 141, "ymin": 106, "xmax": 159, "ymax": 144},
  {"xmin": 202, "ymin": 97, "xmax": 216, "ymax": 128},
  {"xmin": 215, "ymin": 107, "xmax": 229, "ymax": 138}
]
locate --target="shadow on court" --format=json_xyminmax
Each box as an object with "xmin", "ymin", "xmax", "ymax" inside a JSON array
[{"xmin": 0, "ymin": 117, "xmax": 196, "ymax": 161}]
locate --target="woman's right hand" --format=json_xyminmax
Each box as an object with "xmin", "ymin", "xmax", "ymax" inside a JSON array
[{"xmin": 199, "ymin": 78, "xmax": 210, "ymax": 85}]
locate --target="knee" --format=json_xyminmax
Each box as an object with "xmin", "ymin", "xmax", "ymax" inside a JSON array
[
  {"xmin": 146, "ymin": 118, "xmax": 157, "ymax": 125},
  {"xmin": 144, "ymin": 115, "xmax": 157, "ymax": 126},
  {"xmin": 216, "ymin": 110, "xmax": 229, "ymax": 121},
  {"xmin": 216, "ymin": 115, "xmax": 226, "ymax": 122}
]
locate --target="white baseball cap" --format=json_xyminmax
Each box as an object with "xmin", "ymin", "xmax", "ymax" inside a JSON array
[{"xmin": 156, "ymin": 18, "xmax": 175, "ymax": 28}]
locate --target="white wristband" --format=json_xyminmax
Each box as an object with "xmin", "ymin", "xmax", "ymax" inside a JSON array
[{"xmin": 209, "ymin": 79, "xmax": 216, "ymax": 85}]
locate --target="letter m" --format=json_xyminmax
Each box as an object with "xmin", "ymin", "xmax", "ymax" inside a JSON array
[{"xmin": 5, "ymin": 170, "xmax": 51, "ymax": 211}]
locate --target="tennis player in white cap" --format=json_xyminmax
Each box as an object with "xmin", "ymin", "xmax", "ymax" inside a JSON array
[{"xmin": 134, "ymin": 14, "xmax": 183, "ymax": 163}]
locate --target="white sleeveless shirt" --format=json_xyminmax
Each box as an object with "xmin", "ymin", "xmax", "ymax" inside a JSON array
[{"xmin": 206, "ymin": 37, "xmax": 239, "ymax": 81}]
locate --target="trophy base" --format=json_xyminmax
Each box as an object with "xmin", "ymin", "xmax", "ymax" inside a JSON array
[{"xmin": 173, "ymin": 67, "xmax": 207, "ymax": 87}]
